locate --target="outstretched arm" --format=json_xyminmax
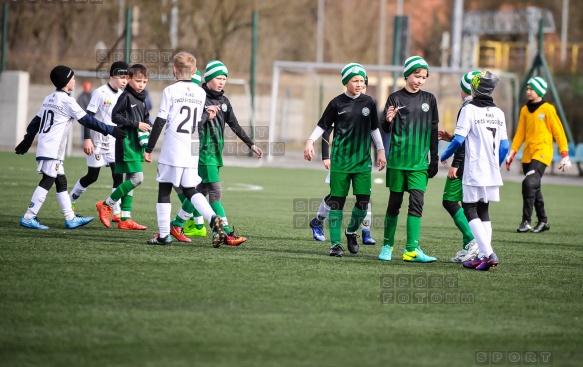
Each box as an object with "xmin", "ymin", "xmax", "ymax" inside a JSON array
[
  {"xmin": 440, "ymin": 134, "xmax": 465, "ymax": 162},
  {"xmin": 15, "ymin": 116, "xmax": 42, "ymax": 154}
]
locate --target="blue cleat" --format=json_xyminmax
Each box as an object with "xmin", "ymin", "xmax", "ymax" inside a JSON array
[
  {"xmin": 20, "ymin": 216, "xmax": 49, "ymax": 230},
  {"xmin": 65, "ymin": 215, "xmax": 94, "ymax": 229},
  {"xmin": 309, "ymin": 217, "xmax": 326, "ymax": 242},
  {"xmin": 378, "ymin": 245, "xmax": 393, "ymax": 261},
  {"xmin": 362, "ymin": 229, "xmax": 376, "ymax": 245},
  {"xmin": 402, "ymin": 247, "xmax": 437, "ymax": 263}
]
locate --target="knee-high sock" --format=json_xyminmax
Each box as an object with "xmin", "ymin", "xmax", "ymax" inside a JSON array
[
  {"xmin": 405, "ymin": 215, "xmax": 421, "ymax": 252},
  {"xmin": 56, "ymin": 191, "xmax": 75, "ymax": 220},
  {"xmin": 210, "ymin": 201, "xmax": 230, "ymax": 233},
  {"xmin": 120, "ymin": 190, "xmax": 133, "ymax": 220},
  {"xmin": 361, "ymin": 202, "xmax": 372, "ymax": 231},
  {"xmin": 190, "ymin": 193, "xmax": 215, "ymax": 223},
  {"xmin": 347, "ymin": 207, "xmax": 367, "ymax": 233},
  {"xmin": 111, "ymin": 188, "xmax": 121, "ymax": 216},
  {"xmin": 482, "ymin": 221, "xmax": 492, "ymax": 251},
  {"xmin": 172, "ymin": 198, "xmax": 195, "ymax": 227},
  {"xmin": 383, "ymin": 214, "xmax": 398, "ymax": 247},
  {"xmin": 24, "ymin": 187, "xmax": 49, "ymax": 219},
  {"xmin": 107, "ymin": 180, "xmax": 135, "ymax": 203},
  {"xmin": 328, "ymin": 210, "xmax": 343, "ymax": 246},
  {"xmin": 156, "ymin": 203, "xmax": 172, "ymax": 237},
  {"xmin": 70, "ymin": 180, "xmax": 86, "ymax": 203},
  {"xmin": 316, "ymin": 197, "xmax": 331, "ymax": 220},
  {"xmin": 453, "ymin": 208, "xmax": 474, "ymax": 248},
  {"xmin": 468, "ymin": 219, "xmax": 493, "ymax": 258}
]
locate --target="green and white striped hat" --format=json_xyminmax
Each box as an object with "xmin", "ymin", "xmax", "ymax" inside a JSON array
[
  {"xmin": 204, "ymin": 60, "xmax": 228, "ymax": 83},
  {"xmin": 527, "ymin": 77, "xmax": 548, "ymax": 97},
  {"xmin": 460, "ymin": 70, "xmax": 480, "ymax": 95},
  {"xmin": 341, "ymin": 62, "xmax": 367, "ymax": 85},
  {"xmin": 191, "ymin": 70, "xmax": 202, "ymax": 85},
  {"xmin": 403, "ymin": 56, "xmax": 429, "ymax": 78}
]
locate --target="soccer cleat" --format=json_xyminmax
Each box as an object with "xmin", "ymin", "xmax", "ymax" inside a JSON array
[
  {"xmin": 329, "ymin": 244, "xmax": 344, "ymax": 257},
  {"xmin": 345, "ymin": 231, "xmax": 359, "ymax": 254},
  {"xmin": 402, "ymin": 247, "xmax": 437, "ymax": 263},
  {"xmin": 184, "ymin": 219, "xmax": 207, "ymax": 237},
  {"xmin": 475, "ymin": 252, "xmax": 500, "ymax": 271},
  {"xmin": 112, "ymin": 214, "xmax": 121, "ymax": 223},
  {"xmin": 309, "ymin": 217, "xmax": 326, "ymax": 241},
  {"xmin": 210, "ymin": 215, "xmax": 226, "ymax": 248},
  {"xmin": 362, "ymin": 229, "xmax": 376, "ymax": 245},
  {"xmin": 451, "ymin": 239, "xmax": 479, "ymax": 263},
  {"xmin": 224, "ymin": 227, "xmax": 247, "ymax": 246},
  {"xmin": 517, "ymin": 220, "xmax": 532, "ymax": 233},
  {"xmin": 463, "ymin": 256, "xmax": 485, "ymax": 269},
  {"xmin": 65, "ymin": 214, "xmax": 94, "ymax": 229},
  {"xmin": 117, "ymin": 219, "xmax": 147, "ymax": 230},
  {"xmin": 19, "ymin": 216, "xmax": 49, "ymax": 230},
  {"xmin": 170, "ymin": 225, "xmax": 192, "ymax": 243},
  {"xmin": 96, "ymin": 200, "xmax": 112, "ymax": 228},
  {"xmin": 378, "ymin": 245, "xmax": 394, "ymax": 261},
  {"xmin": 147, "ymin": 234, "xmax": 172, "ymax": 246},
  {"xmin": 532, "ymin": 222, "xmax": 550, "ymax": 233}
]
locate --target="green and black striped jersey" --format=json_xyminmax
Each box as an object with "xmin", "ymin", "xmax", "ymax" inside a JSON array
[
  {"xmin": 317, "ymin": 93, "xmax": 379, "ymax": 173},
  {"xmin": 382, "ymin": 89, "xmax": 439, "ymax": 170}
]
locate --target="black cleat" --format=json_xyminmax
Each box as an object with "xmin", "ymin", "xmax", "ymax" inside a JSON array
[
  {"xmin": 532, "ymin": 221, "xmax": 550, "ymax": 233},
  {"xmin": 329, "ymin": 244, "xmax": 344, "ymax": 257},
  {"xmin": 345, "ymin": 231, "xmax": 359, "ymax": 254},
  {"xmin": 210, "ymin": 215, "xmax": 226, "ymax": 248},
  {"xmin": 517, "ymin": 220, "xmax": 532, "ymax": 233}
]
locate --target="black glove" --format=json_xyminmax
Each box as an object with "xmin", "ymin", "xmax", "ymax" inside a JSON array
[
  {"xmin": 111, "ymin": 127, "xmax": 127, "ymax": 139},
  {"xmin": 15, "ymin": 138, "xmax": 33, "ymax": 155},
  {"xmin": 428, "ymin": 161, "xmax": 438, "ymax": 178}
]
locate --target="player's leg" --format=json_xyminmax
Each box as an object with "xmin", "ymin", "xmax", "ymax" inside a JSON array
[
  {"xmin": 117, "ymin": 171, "xmax": 147, "ymax": 230},
  {"xmin": 529, "ymin": 160, "xmax": 550, "ymax": 233},
  {"xmin": 70, "ymin": 166, "xmax": 100, "ymax": 210},
  {"xmin": 328, "ymin": 171, "xmax": 351, "ymax": 257},
  {"xmin": 309, "ymin": 194, "xmax": 330, "ymax": 242},
  {"xmin": 184, "ymin": 183, "xmax": 208, "ymax": 237},
  {"xmin": 182, "ymin": 185, "xmax": 226, "ymax": 248},
  {"xmin": 147, "ymin": 182, "xmax": 174, "ymax": 245},
  {"xmin": 518, "ymin": 161, "xmax": 538, "ymax": 232},
  {"xmin": 402, "ymin": 171, "xmax": 436, "ymax": 263},
  {"xmin": 20, "ymin": 162, "xmax": 57, "ymax": 230},
  {"xmin": 360, "ymin": 201, "xmax": 376, "ymax": 245},
  {"xmin": 109, "ymin": 162, "xmax": 123, "ymax": 222},
  {"xmin": 171, "ymin": 185, "xmax": 195, "ymax": 228},
  {"xmin": 345, "ymin": 172, "xmax": 371, "ymax": 254},
  {"xmin": 54, "ymin": 173, "xmax": 93, "ymax": 229},
  {"xmin": 378, "ymin": 168, "xmax": 405, "ymax": 261},
  {"xmin": 443, "ymin": 177, "xmax": 477, "ymax": 262}
]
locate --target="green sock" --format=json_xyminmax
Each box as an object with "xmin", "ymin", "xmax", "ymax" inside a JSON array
[
  {"xmin": 120, "ymin": 194, "xmax": 133, "ymax": 221},
  {"xmin": 171, "ymin": 196, "xmax": 196, "ymax": 227},
  {"xmin": 405, "ymin": 215, "xmax": 421, "ymax": 252},
  {"xmin": 210, "ymin": 201, "xmax": 230, "ymax": 233},
  {"xmin": 192, "ymin": 208, "xmax": 204, "ymax": 229},
  {"xmin": 328, "ymin": 210, "xmax": 343, "ymax": 246},
  {"xmin": 177, "ymin": 192, "xmax": 187, "ymax": 204},
  {"xmin": 110, "ymin": 180, "xmax": 135, "ymax": 202},
  {"xmin": 347, "ymin": 207, "xmax": 367, "ymax": 233},
  {"xmin": 453, "ymin": 208, "xmax": 474, "ymax": 248},
  {"xmin": 383, "ymin": 214, "xmax": 398, "ymax": 247}
]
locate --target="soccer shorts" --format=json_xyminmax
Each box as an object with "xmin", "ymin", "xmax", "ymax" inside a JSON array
[
  {"xmin": 157, "ymin": 163, "xmax": 202, "ymax": 188},
  {"xmin": 36, "ymin": 159, "xmax": 64, "ymax": 178},
  {"xmin": 198, "ymin": 164, "xmax": 220, "ymax": 184},
  {"xmin": 386, "ymin": 168, "xmax": 427, "ymax": 193},
  {"xmin": 462, "ymin": 185, "xmax": 500, "ymax": 203},
  {"xmin": 114, "ymin": 161, "xmax": 142, "ymax": 174},
  {"xmin": 329, "ymin": 171, "xmax": 371, "ymax": 197},
  {"xmin": 86, "ymin": 150, "xmax": 115, "ymax": 168},
  {"xmin": 443, "ymin": 176, "xmax": 463, "ymax": 202}
]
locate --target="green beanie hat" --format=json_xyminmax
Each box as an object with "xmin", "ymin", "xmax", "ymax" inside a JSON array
[
  {"xmin": 191, "ymin": 70, "xmax": 202, "ymax": 85},
  {"xmin": 460, "ymin": 70, "xmax": 480, "ymax": 95},
  {"xmin": 341, "ymin": 63, "xmax": 367, "ymax": 85},
  {"xmin": 204, "ymin": 60, "xmax": 228, "ymax": 83},
  {"xmin": 403, "ymin": 56, "xmax": 429, "ymax": 78},
  {"xmin": 527, "ymin": 77, "xmax": 548, "ymax": 97}
]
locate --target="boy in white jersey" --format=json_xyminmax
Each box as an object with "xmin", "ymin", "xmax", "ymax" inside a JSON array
[
  {"xmin": 15, "ymin": 65, "xmax": 126, "ymax": 230},
  {"xmin": 440, "ymin": 71, "xmax": 509, "ymax": 271},
  {"xmin": 69, "ymin": 62, "xmax": 129, "ymax": 221},
  {"xmin": 144, "ymin": 52, "xmax": 226, "ymax": 246}
]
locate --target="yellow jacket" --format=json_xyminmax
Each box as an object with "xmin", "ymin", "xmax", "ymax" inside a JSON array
[{"xmin": 511, "ymin": 102, "xmax": 569, "ymax": 166}]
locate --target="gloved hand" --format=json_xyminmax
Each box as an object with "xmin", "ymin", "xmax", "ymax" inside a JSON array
[
  {"xmin": 111, "ymin": 126, "xmax": 127, "ymax": 140},
  {"xmin": 428, "ymin": 160, "xmax": 438, "ymax": 178},
  {"xmin": 15, "ymin": 138, "xmax": 33, "ymax": 155},
  {"xmin": 559, "ymin": 153, "xmax": 572, "ymax": 172},
  {"xmin": 505, "ymin": 150, "xmax": 516, "ymax": 171}
]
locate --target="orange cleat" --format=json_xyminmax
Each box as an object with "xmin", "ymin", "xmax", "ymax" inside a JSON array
[
  {"xmin": 170, "ymin": 225, "xmax": 192, "ymax": 243},
  {"xmin": 224, "ymin": 229, "xmax": 247, "ymax": 246},
  {"xmin": 117, "ymin": 219, "xmax": 148, "ymax": 230},
  {"xmin": 112, "ymin": 214, "xmax": 121, "ymax": 222},
  {"xmin": 96, "ymin": 200, "xmax": 112, "ymax": 228}
]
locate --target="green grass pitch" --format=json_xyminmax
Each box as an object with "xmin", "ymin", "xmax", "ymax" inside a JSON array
[{"xmin": 1, "ymin": 151, "xmax": 582, "ymax": 367}]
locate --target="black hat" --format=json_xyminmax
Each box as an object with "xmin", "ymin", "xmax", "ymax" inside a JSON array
[
  {"xmin": 471, "ymin": 70, "xmax": 499, "ymax": 97},
  {"xmin": 50, "ymin": 65, "xmax": 74, "ymax": 89},
  {"xmin": 110, "ymin": 61, "xmax": 129, "ymax": 77}
]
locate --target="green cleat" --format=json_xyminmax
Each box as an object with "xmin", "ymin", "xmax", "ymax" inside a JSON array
[
  {"xmin": 378, "ymin": 245, "xmax": 393, "ymax": 261},
  {"xmin": 402, "ymin": 248, "xmax": 437, "ymax": 263},
  {"xmin": 184, "ymin": 219, "xmax": 207, "ymax": 237}
]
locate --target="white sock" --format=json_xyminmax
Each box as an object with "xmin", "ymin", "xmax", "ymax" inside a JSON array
[
  {"xmin": 156, "ymin": 202, "xmax": 171, "ymax": 237},
  {"xmin": 190, "ymin": 193, "xmax": 215, "ymax": 222},
  {"xmin": 24, "ymin": 186, "xmax": 48, "ymax": 219},
  {"xmin": 112, "ymin": 188, "xmax": 121, "ymax": 215},
  {"xmin": 121, "ymin": 211, "xmax": 131, "ymax": 219},
  {"xmin": 468, "ymin": 219, "xmax": 493, "ymax": 258},
  {"xmin": 177, "ymin": 208, "xmax": 192, "ymax": 221},
  {"xmin": 70, "ymin": 180, "xmax": 86, "ymax": 202},
  {"xmin": 316, "ymin": 197, "xmax": 331, "ymax": 219},
  {"xmin": 483, "ymin": 221, "xmax": 492, "ymax": 252},
  {"xmin": 56, "ymin": 191, "xmax": 75, "ymax": 220},
  {"xmin": 361, "ymin": 202, "xmax": 372, "ymax": 231},
  {"xmin": 194, "ymin": 216, "xmax": 204, "ymax": 225},
  {"xmin": 221, "ymin": 216, "xmax": 229, "ymax": 227}
]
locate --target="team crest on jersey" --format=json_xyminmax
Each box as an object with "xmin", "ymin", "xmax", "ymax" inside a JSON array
[
  {"xmin": 55, "ymin": 163, "xmax": 60, "ymax": 171},
  {"xmin": 221, "ymin": 103, "xmax": 228, "ymax": 112},
  {"xmin": 95, "ymin": 155, "xmax": 101, "ymax": 161},
  {"xmin": 28, "ymin": 202, "xmax": 35, "ymax": 209},
  {"xmin": 538, "ymin": 113, "xmax": 545, "ymax": 120},
  {"xmin": 362, "ymin": 107, "xmax": 370, "ymax": 116},
  {"xmin": 103, "ymin": 100, "xmax": 112, "ymax": 107},
  {"xmin": 421, "ymin": 103, "xmax": 429, "ymax": 112}
]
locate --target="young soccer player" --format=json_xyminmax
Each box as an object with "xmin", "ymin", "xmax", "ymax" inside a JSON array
[
  {"xmin": 15, "ymin": 65, "xmax": 126, "ymax": 230},
  {"xmin": 173, "ymin": 60, "xmax": 263, "ymax": 246},
  {"xmin": 378, "ymin": 56, "xmax": 439, "ymax": 263},
  {"xmin": 438, "ymin": 70, "xmax": 480, "ymax": 263},
  {"xmin": 505, "ymin": 77, "xmax": 571, "ymax": 233},
  {"xmin": 69, "ymin": 61, "xmax": 129, "ymax": 221},
  {"xmin": 440, "ymin": 70, "xmax": 509, "ymax": 271},
  {"xmin": 144, "ymin": 52, "xmax": 226, "ymax": 246},
  {"xmin": 304, "ymin": 63, "xmax": 386, "ymax": 257},
  {"xmin": 96, "ymin": 64, "xmax": 151, "ymax": 230},
  {"xmin": 309, "ymin": 77, "xmax": 379, "ymax": 245}
]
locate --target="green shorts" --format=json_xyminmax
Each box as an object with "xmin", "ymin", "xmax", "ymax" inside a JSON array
[
  {"xmin": 443, "ymin": 176, "xmax": 463, "ymax": 202},
  {"xmin": 385, "ymin": 168, "xmax": 427, "ymax": 193},
  {"xmin": 329, "ymin": 171, "xmax": 371, "ymax": 197},
  {"xmin": 199, "ymin": 164, "xmax": 220, "ymax": 184},
  {"xmin": 114, "ymin": 161, "xmax": 142, "ymax": 174}
]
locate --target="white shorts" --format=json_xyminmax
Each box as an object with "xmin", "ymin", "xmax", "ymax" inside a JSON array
[
  {"xmin": 462, "ymin": 185, "xmax": 500, "ymax": 203},
  {"xmin": 36, "ymin": 159, "xmax": 65, "ymax": 178},
  {"xmin": 86, "ymin": 151, "xmax": 115, "ymax": 168},
  {"xmin": 324, "ymin": 172, "xmax": 331, "ymax": 184},
  {"xmin": 156, "ymin": 163, "xmax": 201, "ymax": 188}
]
